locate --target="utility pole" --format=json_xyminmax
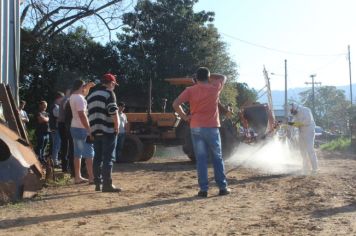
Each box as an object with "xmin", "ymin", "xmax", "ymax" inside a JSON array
[
  {"xmin": 348, "ymin": 45, "xmax": 354, "ymax": 147},
  {"xmin": 348, "ymin": 45, "xmax": 352, "ymax": 106},
  {"xmin": 305, "ymin": 74, "xmax": 321, "ymax": 117},
  {"xmin": 284, "ymin": 59, "xmax": 288, "ymax": 122}
]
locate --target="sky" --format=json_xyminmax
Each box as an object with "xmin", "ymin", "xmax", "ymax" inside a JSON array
[{"xmin": 194, "ymin": 0, "xmax": 356, "ymax": 91}]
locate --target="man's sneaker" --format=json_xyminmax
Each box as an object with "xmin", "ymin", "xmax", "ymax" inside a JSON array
[
  {"xmin": 102, "ymin": 185, "xmax": 122, "ymax": 193},
  {"xmin": 219, "ymin": 188, "xmax": 231, "ymax": 196},
  {"xmin": 197, "ymin": 190, "xmax": 208, "ymax": 198}
]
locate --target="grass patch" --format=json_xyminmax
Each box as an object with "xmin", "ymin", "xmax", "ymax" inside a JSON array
[
  {"xmin": 46, "ymin": 173, "xmax": 72, "ymax": 187},
  {"xmin": 3, "ymin": 201, "xmax": 26, "ymax": 209},
  {"xmin": 27, "ymin": 128, "xmax": 36, "ymax": 146},
  {"xmin": 320, "ymin": 138, "xmax": 351, "ymax": 152}
]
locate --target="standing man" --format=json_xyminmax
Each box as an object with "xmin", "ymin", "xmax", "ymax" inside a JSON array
[
  {"xmin": 35, "ymin": 101, "xmax": 50, "ymax": 164},
  {"xmin": 58, "ymin": 88, "xmax": 71, "ymax": 173},
  {"xmin": 116, "ymin": 101, "xmax": 129, "ymax": 162},
  {"xmin": 173, "ymin": 67, "xmax": 230, "ymax": 197},
  {"xmin": 289, "ymin": 103, "xmax": 318, "ymax": 174},
  {"xmin": 49, "ymin": 91, "xmax": 64, "ymax": 167},
  {"xmin": 87, "ymin": 73, "xmax": 120, "ymax": 192}
]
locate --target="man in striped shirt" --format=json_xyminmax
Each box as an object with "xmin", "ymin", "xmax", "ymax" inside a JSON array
[{"xmin": 87, "ymin": 73, "xmax": 120, "ymax": 192}]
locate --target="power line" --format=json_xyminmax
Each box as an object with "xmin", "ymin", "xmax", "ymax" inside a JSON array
[
  {"xmin": 221, "ymin": 32, "xmax": 346, "ymax": 57},
  {"xmin": 144, "ymin": 3, "xmax": 347, "ymax": 59}
]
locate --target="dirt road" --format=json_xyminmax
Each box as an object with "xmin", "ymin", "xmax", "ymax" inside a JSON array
[{"xmin": 0, "ymin": 150, "xmax": 355, "ymax": 235}]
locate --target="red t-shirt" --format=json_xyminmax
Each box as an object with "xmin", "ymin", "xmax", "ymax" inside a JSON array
[{"xmin": 178, "ymin": 79, "xmax": 224, "ymax": 128}]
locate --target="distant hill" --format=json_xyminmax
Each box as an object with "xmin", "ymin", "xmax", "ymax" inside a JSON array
[{"xmin": 258, "ymin": 84, "xmax": 356, "ymax": 110}]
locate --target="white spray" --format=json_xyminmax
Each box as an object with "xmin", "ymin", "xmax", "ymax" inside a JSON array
[{"xmin": 226, "ymin": 135, "xmax": 304, "ymax": 175}]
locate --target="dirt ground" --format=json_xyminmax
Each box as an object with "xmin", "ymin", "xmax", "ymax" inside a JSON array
[{"xmin": 0, "ymin": 148, "xmax": 356, "ymax": 236}]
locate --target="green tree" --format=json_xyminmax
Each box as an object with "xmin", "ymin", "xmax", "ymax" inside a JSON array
[
  {"xmin": 115, "ymin": 0, "xmax": 238, "ymax": 111},
  {"xmin": 20, "ymin": 27, "xmax": 119, "ymax": 117},
  {"xmin": 299, "ymin": 86, "xmax": 350, "ymax": 133},
  {"xmin": 234, "ymin": 82, "xmax": 258, "ymax": 107}
]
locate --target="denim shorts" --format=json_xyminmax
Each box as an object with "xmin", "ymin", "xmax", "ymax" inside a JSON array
[{"xmin": 70, "ymin": 127, "xmax": 94, "ymax": 159}]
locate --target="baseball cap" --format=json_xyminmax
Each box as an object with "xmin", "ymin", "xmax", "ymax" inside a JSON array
[{"xmin": 102, "ymin": 73, "xmax": 118, "ymax": 85}]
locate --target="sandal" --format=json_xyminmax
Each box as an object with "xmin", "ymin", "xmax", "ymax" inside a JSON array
[{"xmin": 74, "ymin": 179, "xmax": 88, "ymax": 184}]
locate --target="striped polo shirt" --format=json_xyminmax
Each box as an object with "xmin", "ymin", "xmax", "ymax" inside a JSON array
[{"xmin": 87, "ymin": 85, "xmax": 118, "ymax": 136}]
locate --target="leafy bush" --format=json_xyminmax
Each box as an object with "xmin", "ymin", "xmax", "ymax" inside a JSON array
[
  {"xmin": 27, "ymin": 128, "xmax": 36, "ymax": 146},
  {"xmin": 320, "ymin": 138, "xmax": 351, "ymax": 151}
]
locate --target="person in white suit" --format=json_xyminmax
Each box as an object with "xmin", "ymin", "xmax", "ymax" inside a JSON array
[{"xmin": 289, "ymin": 103, "xmax": 318, "ymax": 174}]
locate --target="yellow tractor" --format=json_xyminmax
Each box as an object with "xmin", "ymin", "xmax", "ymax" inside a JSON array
[
  {"xmin": 117, "ymin": 78, "xmax": 191, "ymax": 163},
  {"xmin": 118, "ymin": 77, "xmax": 237, "ymax": 163},
  {"xmin": 119, "ymin": 77, "xmax": 276, "ymax": 163},
  {"xmin": 119, "ymin": 111, "xmax": 189, "ymax": 162}
]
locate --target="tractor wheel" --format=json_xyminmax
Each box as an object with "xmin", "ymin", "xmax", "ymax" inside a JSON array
[
  {"xmin": 139, "ymin": 143, "xmax": 156, "ymax": 162},
  {"xmin": 118, "ymin": 134, "xmax": 143, "ymax": 163},
  {"xmin": 220, "ymin": 127, "xmax": 239, "ymax": 160},
  {"xmin": 182, "ymin": 127, "xmax": 196, "ymax": 162}
]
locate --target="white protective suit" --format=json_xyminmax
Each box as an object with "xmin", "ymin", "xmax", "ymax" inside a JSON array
[{"xmin": 291, "ymin": 105, "xmax": 318, "ymax": 172}]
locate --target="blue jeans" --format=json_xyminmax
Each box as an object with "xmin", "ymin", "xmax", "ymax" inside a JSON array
[
  {"xmin": 35, "ymin": 132, "xmax": 49, "ymax": 163},
  {"xmin": 116, "ymin": 133, "xmax": 126, "ymax": 161},
  {"xmin": 190, "ymin": 127, "xmax": 228, "ymax": 192},
  {"xmin": 51, "ymin": 130, "xmax": 61, "ymax": 164},
  {"xmin": 93, "ymin": 133, "xmax": 117, "ymax": 186},
  {"xmin": 70, "ymin": 127, "xmax": 94, "ymax": 158}
]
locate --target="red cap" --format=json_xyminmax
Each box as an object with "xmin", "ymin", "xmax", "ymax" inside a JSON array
[{"xmin": 102, "ymin": 73, "xmax": 118, "ymax": 84}]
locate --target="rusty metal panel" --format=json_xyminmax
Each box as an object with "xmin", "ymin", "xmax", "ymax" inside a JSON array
[
  {"xmin": 6, "ymin": 85, "xmax": 29, "ymax": 143},
  {"xmin": 0, "ymin": 123, "xmax": 43, "ymax": 176},
  {"xmin": 0, "ymin": 123, "xmax": 43, "ymax": 202}
]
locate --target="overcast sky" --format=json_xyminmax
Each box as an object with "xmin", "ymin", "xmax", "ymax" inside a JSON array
[{"xmin": 194, "ymin": 0, "xmax": 355, "ymax": 91}]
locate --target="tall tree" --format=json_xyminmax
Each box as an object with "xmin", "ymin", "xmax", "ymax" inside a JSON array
[
  {"xmin": 299, "ymin": 86, "xmax": 350, "ymax": 133},
  {"xmin": 21, "ymin": 0, "xmax": 134, "ymax": 41},
  {"xmin": 20, "ymin": 27, "xmax": 119, "ymax": 116},
  {"xmin": 115, "ymin": 0, "xmax": 238, "ymax": 111},
  {"xmin": 235, "ymin": 82, "xmax": 258, "ymax": 107}
]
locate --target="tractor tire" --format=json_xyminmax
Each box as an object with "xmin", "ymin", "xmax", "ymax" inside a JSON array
[
  {"xmin": 117, "ymin": 134, "xmax": 143, "ymax": 163},
  {"xmin": 182, "ymin": 127, "xmax": 196, "ymax": 162},
  {"xmin": 139, "ymin": 143, "xmax": 156, "ymax": 162},
  {"xmin": 220, "ymin": 127, "xmax": 240, "ymax": 160}
]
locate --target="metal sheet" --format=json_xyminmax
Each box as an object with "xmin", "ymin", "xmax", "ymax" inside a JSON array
[{"xmin": 0, "ymin": 123, "xmax": 43, "ymax": 176}]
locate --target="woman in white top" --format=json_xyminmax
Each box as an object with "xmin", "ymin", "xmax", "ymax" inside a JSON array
[{"xmin": 69, "ymin": 79, "xmax": 94, "ymax": 184}]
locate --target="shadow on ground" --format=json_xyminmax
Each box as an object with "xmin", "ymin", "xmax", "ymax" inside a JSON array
[
  {"xmin": 0, "ymin": 195, "xmax": 202, "ymax": 229},
  {"xmin": 312, "ymin": 201, "xmax": 356, "ymax": 218},
  {"xmin": 113, "ymin": 160, "xmax": 195, "ymax": 173}
]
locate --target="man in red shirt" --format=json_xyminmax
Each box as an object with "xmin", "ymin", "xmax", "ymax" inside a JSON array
[{"xmin": 173, "ymin": 67, "xmax": 230, "ymax": 197}]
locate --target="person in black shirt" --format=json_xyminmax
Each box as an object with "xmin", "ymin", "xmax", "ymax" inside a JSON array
[{"xmin": 49, "ymin": 91, "xmax": 64, "ymax": 167}]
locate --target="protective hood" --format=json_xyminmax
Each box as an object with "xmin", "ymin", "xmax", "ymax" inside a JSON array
[{"xmin": 289, "ymin": 103, "xmax": 299, "ymax": 115}]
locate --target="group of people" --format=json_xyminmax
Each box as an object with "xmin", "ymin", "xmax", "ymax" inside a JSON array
[
  {"xmin": 19, "ymin": 66, "xmax": 318, "ymax": 197},
  {"xmin": 19, "ymin": 73, "xmax": 128, "ymax": 192}
]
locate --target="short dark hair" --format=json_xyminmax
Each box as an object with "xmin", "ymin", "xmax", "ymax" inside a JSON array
[
  {"xmin": 196, "ymin": 67, "xmax": 210, "ymax": 81},
  {"xmin": 20, "ymin": 100, "xmax": 26, "ymax": 106},
  {"xmin": 71, "ymin": 79, "xmax": 84, "ymax": 92},
  {"xmin": 118, "ymin": 101, "xmax": 125, "ymax": 107}
]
